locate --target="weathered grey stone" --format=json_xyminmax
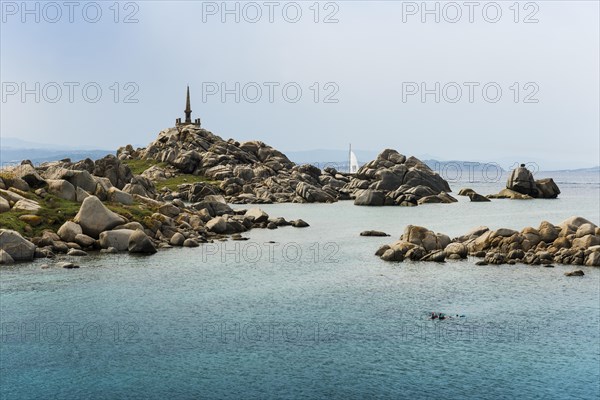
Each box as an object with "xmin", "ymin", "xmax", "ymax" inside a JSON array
[
  {"xmin": 107, "ymin": 187, "xmax": 134, "ymax": 205},
  {"xmin": 506, "ymin": 165, "xmax": 537, "ymax": 196},
  {"xmin": 57, "ymin": 221, "xmax": 83, "ymax": 242},
  {"xmin": 0, "ymin": 249, "xmax": 15, "ymax": 264},
  {"xmin": 0, "ymin": 229, "xmax": 36, "ymax": 261},
  {"xmin": 535, "ymin": 178, "xmax": 560, "ymax": 199},
  {"xmin": 74, "ymin": 196, "xmax": 125, "ymax": 238},
  {"xmin": 291, "ymin": 219, "xmax": 309, "ymax": 228},
  {"xmin": 206, "ymin": 217, "xmax": 227, "ymax": 234},
  {"xmin": 354, "ymin": 190, "xmax": 385, "ymax": 206},
  {"xmin": 0, "ymin": 196, "xmax": 10, "ymax": 213},
  {"xmin": 46, "ymin": 179, "xmax": 76, "ymax": 201},
  {"xmin": 444, "ymin": 242, "xmax": 467, "ymax": 258},
  {"xmin": 170, "ymin": 232, "xmax": 185, "ymax": 246},
  {"xmin": 67, "ymin": 248, "xmax": 88, "ymax": 256},
  {"xmin": 74, "ymin": 234, "xmax": 96, "ymax": 248},
  {"xmin": 99, "ymin": 229, "xmax": 135, "ymax": 251},
  {"xmin": 183, "ymin": 238, "xmax": 199, "ymax": 247},
  {"xmin": 128, "ymin": 229, "xmax": 157, "ymax": 254},
  {"xmin": 12, "ymin": 198, "xmax": 41, "ymax": 213},
  {"xmin": 159, "ymin": 203, "xmax": 181, "ymax": 218},
  {"xmin": 244, "ymin": 207, "xmax": 269, "ymax": 223}
]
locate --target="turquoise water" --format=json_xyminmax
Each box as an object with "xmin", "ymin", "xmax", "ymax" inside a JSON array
[{"xmin": 1, "ymin": 176, "xmax": 599, "ymax": 399}]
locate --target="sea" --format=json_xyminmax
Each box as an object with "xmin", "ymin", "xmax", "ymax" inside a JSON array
[{"xmin": 1, "ymin": 171, "xmax": 599, "ymax": 399}]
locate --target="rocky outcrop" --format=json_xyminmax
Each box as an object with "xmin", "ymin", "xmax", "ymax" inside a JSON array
[
  {"xmin": 535, "ymin": 178, "xmax": 560, "ymax": 199},
  {"xmin": 74, "ymin": 196, "xmax": 126, "ymax": 238},
  {"xmin": 11, "ymin": 163, "xmax": 46, "ymax": 188},
  {"xmin": 0, "ymin": 229, "xmax": 36, "ymax": 261},
  {"xmin": 377, "ymin": 216, "xmax": 600, "ymax": 268},
  {"xmin": 458, "ymin": 188, "xmax": 490, "ymax": 202},
  {"xmin": 497, "ymin": 165, "xmax": 561, "ymax": 199},
  {"xmin": 93, "ymin": 155, "xmax": 134, "ymax": 190},
  {"xmin": 345, "ymin": 150, "xmax": 452, "ymax": 207},
  {"xmin": 506, "ymin": 165, "xmax": 537, "ymax": 196}
]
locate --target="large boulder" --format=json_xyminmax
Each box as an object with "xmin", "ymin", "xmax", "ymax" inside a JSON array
[
  {"xmin": 538, "ymin": 221, "xmax": 559, "ymax": 243},
  {"xmin": 0, "ymin": 249, "xmax": 15, "ymax": 264},
  {"xmin": 193, "ymin": 199, "xmax": 233, "ymax": 217},
  {"xmin": 206, "ymin": 217, "xmax": 227, "ymax": 234},
  {"xmin": 444, "ymin": 242, "xmax": 467, "ymax": 258},
  {"xmin": 295, "ymin": 182, "xmax": 335, "ymax": 203},
  {"xmin": 107, "ymin": 187, "xmax": 134, "ymax": 205},
  {"xmin": 535, "ymin": 178, "xmax": 560, "ymax": 199},
  {"xmin": 46, "ymin": 179, "xmax": 76, "ymax": 201},
  {"xmin": 122, "ymin": 175, "xmax": 156, "ymax": 198},
  {"xmin": 12, "ymin": 199, "xmax": 41, "ymax": 213},
  {"xmin": 128, "ymin": 229, "xmax": 157, "ymax": 254},
  {"xmin": 0, "ymin": 197, "xmax": 10, "ymax": 213},
  {"xmin": 99, "ymin": 229, "xmax": 135, "ymax": 251},
  {"xmin": 506, "ymin": 165, "xmax": 537, "ymax": 196},
  {"xmin": 57, "ymin": 221, "xmax": 83, "ymax": 242},
  {"xmin": 402, "ymin": 225, "xmax": 450, "ymax": 252},
  {"xmin": 93, "ymin": 155, "xmax": 133, "ymax": 189},
  {"xmin": 354, "ymin": 190, "xmax": 386, "ymax": 206},
  {"xmin": 245, "ymin": 208, "xmax": 269, "ymax": 223},
  {"xmin": 11, "ymin": 163, "xmax": 46, "ymax": 188},
  {"xmin": 74, "ymin": 196, "xmax": 126, "ymax": 238},
  {"xmin": 0, "ymin": 229, "xmax": 36, "ymax": 261}
]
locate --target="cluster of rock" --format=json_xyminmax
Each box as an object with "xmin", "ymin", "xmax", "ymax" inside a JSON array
[
  {"xmin": 489, "ymin": 164, "xmax": 561, "ymax": 199},
  {"xmin": 376, "ymin": 216, "xmax": 600, "ymax": 268},
  {"xmin": 117, "ymin": 126, "xmax": 453, "ymax": 206},
  {"xmin": 343, "ymin": 149, "xmax": 454, "ymax": 206},
  {"xmin": 123, "ymin": 125, "xmax": 344, "ymax": 204},
  {"xmin": 0, "ymin": 190, "xmax": 308, "ymax": 265},
  {"xmin": 0, "ymin": 155, "xmax": 153, "ymax": 209}
]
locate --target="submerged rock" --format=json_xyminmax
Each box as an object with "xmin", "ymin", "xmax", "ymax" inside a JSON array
[
  {"xmin": 564, "ymin": 270, "xmax": 584, "ymax": 276},
  {"xmin": 360, "ymin": 230, "xmax": 390, "ymax": 237}
]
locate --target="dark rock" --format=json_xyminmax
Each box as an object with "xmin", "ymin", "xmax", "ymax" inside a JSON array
[
  {"xmin": 354, "ymin": 190, "xmax": 385, "ymax": 206},
  {"xmin": 360, "ymin": 230, "xmax": 390, "ymax": 237},
  {"xmin": 291, "ymin": 219, "xmax": 309, "ymax": 228},
  {"xmin": 564, "ymin": 270, "xmax": 584, "ymax": 276}
]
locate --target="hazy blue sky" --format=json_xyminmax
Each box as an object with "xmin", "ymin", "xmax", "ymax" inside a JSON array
[{"xmin": 1, "ymin": 1, "xmax": 598, "ymax": 169}]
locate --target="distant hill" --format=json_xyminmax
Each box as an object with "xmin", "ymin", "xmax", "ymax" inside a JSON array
[{"xmin": 0, "ymin": 148, "xmax": 114, "ymax": 166}]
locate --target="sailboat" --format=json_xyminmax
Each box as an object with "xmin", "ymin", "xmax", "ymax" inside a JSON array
[{"xmin": 349, "ymin": 144, "xmax": 359, "ymax": 174}]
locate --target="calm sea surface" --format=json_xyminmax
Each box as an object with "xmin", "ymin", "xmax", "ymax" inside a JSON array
[{"xmin": 1, "ymin": 172, "xmax": 599, "ymax": 399}]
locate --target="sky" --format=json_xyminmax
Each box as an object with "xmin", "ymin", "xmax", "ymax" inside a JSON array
[{"xmin": 1, "ymin": 0, "xmax": 599, "ymax": 169}]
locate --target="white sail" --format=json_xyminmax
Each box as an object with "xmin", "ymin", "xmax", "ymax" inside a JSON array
[{"xmin": 350, "ymin": 151, "xmax": 359, "ymax": 173}]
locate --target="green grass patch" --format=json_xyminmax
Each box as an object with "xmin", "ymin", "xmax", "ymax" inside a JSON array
[
  {"xmin": 159, "ymin": 174, "xmax": 220, "ymax": 191},
  {"xmin": 122, "ymin": 158, "xmax": 167, "ymax": 175},
  {"xmin": 106, "ymin": 203, "xmax": 156, "ymax": 226},
  {"xmin": 0, "ymin": 192, "xmax": 160, "ymax": 237},
  {"xmin": 0, "ymin": 211, "xmax": 28, "ymax": 233}
]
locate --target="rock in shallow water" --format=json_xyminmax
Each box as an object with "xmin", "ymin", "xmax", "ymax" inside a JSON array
[
  {"xmin": 564, "ymin": 270, "xmax": 584, "ymax": 276},
  {"xmin": 128, "ymin": 229, "xmax": 157, "ymax": 254},
  {"xmin": 360, "ymin": 230, "xmax": 390, "ymax": 237},
  {"xmin": 0, "ymin": 229, "xmax": 36, "ymax": 261}
]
